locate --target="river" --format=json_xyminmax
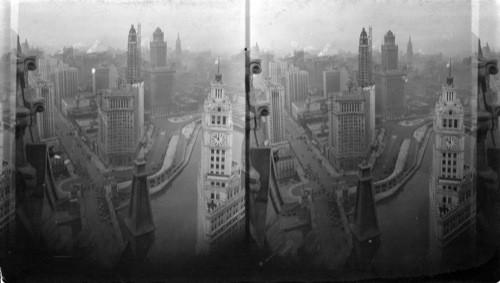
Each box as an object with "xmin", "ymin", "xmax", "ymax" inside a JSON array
[
  {"xmin": 147, "ymin": 130, "xmax": 244, "ymax": 266},
  {"xmin": 371, "ymin": 132, "xmax": 488, "ymax": 277}
]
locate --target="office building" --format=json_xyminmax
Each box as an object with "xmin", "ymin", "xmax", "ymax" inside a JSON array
[
  {"xmin": 150, "ymin": 27, "xmax": 167, "ymax": 68},
  {"xmin": 327, "ymin": 85, "xmax": 371, "ymax": 171},
  {"xmin": 37, "ymin": 58, "xmax": 58, "ymax": 81},
  {"xmin": 53, "ymin": 65, "xmax": 78, "ymax": 109},
  {"xmin": 373, "ymin": 31, "xmax": 406, "ymax": 118},
  {"xmin": 357, "ymin": 28, "xmax": 372, "ymax": 88},
  {"xmin": 265, "ymin": 82, "xmax": 285, "ymax": 144},
  {"xmin": 34, "ymin": 78, "xmax": 56, "ymax": 140},
  {"xmin": 175, "ymin": 32, "xmax": 182, "ymax": 69},
  {"xmin": 127, "ymin": 25, "xmax": 141, "ymax": 84},
  {"xmin": 284, "ymin": 69, "xmax": 309, "ymax": 113},
  {"xmin": 142, "ymin": 67, "xmax": 175, "ymax": 117},
  {"xmin": 97, "ymin": 84, "xmax": 139, "ymax": 167}
]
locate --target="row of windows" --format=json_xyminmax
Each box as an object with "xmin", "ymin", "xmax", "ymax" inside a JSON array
[
  {"xmin": 211, "ymin": 149, "xmax": 226, "ymax": 155},
  {"xmin": 210, "ymin": 163, "xmax": 225, "ymax": 170},
  {"xmin": 442, "ymin": 118, "xmax": 459, "ymax": 129},
  {"xmin": 211, "ymin": 115, "xmax": 227, "ymax": 125}
]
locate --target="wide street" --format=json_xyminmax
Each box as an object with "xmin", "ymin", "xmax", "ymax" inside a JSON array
[
  {"xmin": 284, "ymin": 112, "xmax": 337, "ymax": 195},
  {"xmin": 53, "ymin": 109, "xmax": 105, "ymax": 187}
]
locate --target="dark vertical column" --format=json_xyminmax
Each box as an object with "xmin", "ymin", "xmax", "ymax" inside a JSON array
[
  {"xmin": 125, "ymin": 159, "xmax": 155, "ymax": 237},
  {"xmin": 350, "ymin": 161, "xmax": 380, "ymax": 242}
]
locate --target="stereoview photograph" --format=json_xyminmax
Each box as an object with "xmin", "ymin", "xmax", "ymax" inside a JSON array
[{"xmin": 0, "ymin": 0, "xmax": 499, "ymax": 281}]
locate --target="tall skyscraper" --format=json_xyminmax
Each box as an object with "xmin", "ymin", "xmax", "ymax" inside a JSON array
[
  {"xmin": 381, "ymin": 30, "xmax": 398, "ymax": 71},
  {"xmin": 357, "ymin": 28, "xmax": 372, "ymax": 88},
  {"xmin": 137, "ymin": 22, "xmax": 142, "ymax": 77},
  {"xmin": 82, "ymin": 53, "xmax": 105, "ymax": 86},
  {"xmin": 143, "ymin": 27, "xmax": 174, "ymax": 117},
  {"xmin": 150, "ymin": 27, "xmax": 167, "ymax": 68},
  {"xmin": 323, "ymin": 68, "xmax": 349, "ymax": 98},
  {"xmin": 327, "ymin": 84, "xmax": 371, "ymax": 171},
  {"xmin": 127, "ymin": 25, "xmax": 140, "ymax": 84},
  {"xmin": 197, "ymin": 69, "xmax": 244, "ymax": 255},
  {"xmin": 97, "ymin": 84, "xmax": 139, "ymax": 167},
  {"xmin": 406, "ymin": 35, "xmax": 413, "ymax": 62},
  {"xmin": 429, "ymin": 62, "xmax": 475, "ymax": 258},
  {"xmin": 373, "ymin": 30, "xmax": 406, "ymax": 118},
  {"xmin": 266, "ymin": 82, "xmax": 285, "ymax": 144},
  {"xmin": 284, "ymin": 69, "xmax": 309, "ymax": 113},
  {"xmin": 142, "ymin": 68, "xmax": 175, "ymax": 117},
  {"xmin": 92, "ymin": 66, "xmax": 110, "ymax": 95},
  {"xmin": 37, "ymin": 58, "xmax": 58, "ymax": 81},
  {"xmin": 53, "ymin": 65, "xmax": 78, "ymax": 109},
  {"xmin": 175, "ymin": 32, "xmax": 182, "ymax": 69},
  {"xmin": 260, "ymin": 53, "xmax": 274, "ymax": 79},
  {"xmin": 269, "ymin": 60, "xmax": 289, "ymax": 84},
  {"xmin": 34, "ymin": 78, "xmax": 55, "ymax": 140}
]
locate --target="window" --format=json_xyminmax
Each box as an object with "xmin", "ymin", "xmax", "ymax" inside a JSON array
[
  {"xmin": 223, "ymin": 116, "xmax": 226, "ymax": 125},
  {"xmin": 454, "ymin": 119, "xmax": 458, "ymax": 128}
]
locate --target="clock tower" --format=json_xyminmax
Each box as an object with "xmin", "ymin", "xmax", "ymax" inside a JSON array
[
  {"xmin": 196, "ymin": 62, "xmax": 245, "ymax": 255},
  {"xmin": 429, "ymin": 60, "xmax": 475, "ymax": 260}
]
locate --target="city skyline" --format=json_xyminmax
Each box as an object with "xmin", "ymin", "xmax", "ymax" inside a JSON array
[
  {"xmin": 250, "ymin": 0, "xmax": 498, "ymax": 57},
  {"xmin": 11, "ymin": 0, "xmax": 499, "ymax": 58},
  {"xmin": 2, "ymin": 0, "xmax": 500, "ymax": 281},
  {"xmin": 16, "ymin": 0, "xmax": 245, "ymax": 55}
]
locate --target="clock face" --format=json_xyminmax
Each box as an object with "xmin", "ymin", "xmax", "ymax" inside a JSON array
[
  {"xmin": 442, "ymin": 136, "xmax": 458, "ymax": 150},
  {"xmin": 211, "ymin": 133, "xmax": 226, "ymax": 147}
]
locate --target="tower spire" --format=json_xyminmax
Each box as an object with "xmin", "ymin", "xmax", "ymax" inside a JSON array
[
  {"xmin": 448, "ymin": 58, "xmax": 451, "ymax": 77},
  {"xmin": 215, "ymin": 56, "xmax": 222, "ymax": 82},
  {"xmin": 446, "ymin": 58, "xmax": 453, "ymax": 86}
]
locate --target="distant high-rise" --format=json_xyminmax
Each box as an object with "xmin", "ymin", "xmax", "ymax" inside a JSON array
[
  {"xmin": 175, "ymin": 32, "xmax": 182, "ymax": 69},
  {"xmin": 37, "ymin": 58, "xmax": 58, "ymax": 81},
  {"xmin": 142, "ymin": 67, "xmax": 175, "ymax": 117},
  {"xmin": 429, "ymin": 61, "xmax": 475, "ymax": 259},
  {"xmin": 381, "ymin": 30, "xmax": 398, "ymax": 71},
  {"xmin": 323, "ymin": 68, "xmax": 348, "ymax": 98},
  {"xmin": 34, "ymin": 79, "xmax": 56, "ymax": 140},
  {"xmin": 266, "ymin": 82, "xmax": 285, "ymax": 144},
  {"xmin": 137, "ymin": 22, "xmax": 142, "ymax": 77},
  {"xmin": 373, "ymin": 30, "xmax": 406, "ymax": 118},
  {"xmin": 53, "ymin": 65, "xmax": 78, "ymax": 109},
  {"xmin": 92, "ymin": 66, "xmax": 110, "ymax": 95},
  {"xmin": 260, "ymin": 53, "xmax": 274, "ymax": 79},
  {"xmin": 127, "ymin": 25, "xmax": 140, "ymax": 84},
  {"xmin": 150, "ymin": 27, "xmax": 167, "ymax": 68},
  {"xmin": 269, "ymin": 60, "xmax": 289, "ymax": 84},
  {"xmin": 97, "ymin": 84, "xmax": 139, "ymax": 167},
  {"xmin": 357, "ymin": 28, "xmax": 372, "ymax": 87},
  {"xmin": 327, "ymin": 84, "xmax": 371, "ymax": 171},
  {"xmin": 82, "ymin": 53, "xmax": 105, "ymax": 86},
  {"xmin": 284, "ymin": 68, "xmax": 309, "ymax": 113},
  {"xmin": 406, "ymin": 35, "xmax": 413, "ymax": 62}
]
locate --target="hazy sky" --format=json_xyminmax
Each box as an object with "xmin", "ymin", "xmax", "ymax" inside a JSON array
[
  {"xmin": 250, "ymin": 0, "xmax": 500, "ymax": 57},
  {"xmin": 11, "ymin": 0, "xmax": 500, "ymax": 57},
  {"xmin": 17, "ymin": 0, "xmax": 245, "ymax": 55}
]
